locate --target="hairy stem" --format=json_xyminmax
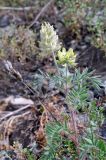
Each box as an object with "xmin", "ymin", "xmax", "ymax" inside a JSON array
[{"xmin": 52, "ymin": 51, "xmax": 60, "ymax": 75}]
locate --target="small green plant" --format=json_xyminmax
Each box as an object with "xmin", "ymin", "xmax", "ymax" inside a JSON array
[
  {"xmin": 40, "ymin": 122, "xmax": 78, "ymax": 160},
  {"xmin": 67, "ymin": 68, "xmax": 101, "ymax": 110},
  {"xmin": 79, "ymin": 123, "xmax": 106, "ymax": 160},
  {"xmin": 23, "ymin": 148, "xmax": 36, "ymax": 160},
  {"xmin": 37, "ymin": 22, "xmax": 106, "ymax": 160}
]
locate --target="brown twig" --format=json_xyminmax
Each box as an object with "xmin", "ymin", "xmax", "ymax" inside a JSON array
[
  {"xmin": 0, "ymin": 105, "xmax": 33, "ymax": 122},
  {"xmin": 28, "ymin": 0, "xmax": 54, "ymax": 28},
  {"xmin": 0, "ymin": 111, "xmax": 31, "ymax": 146}
]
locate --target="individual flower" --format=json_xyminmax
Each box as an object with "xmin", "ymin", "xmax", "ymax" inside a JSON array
[
  {"xmin": 57, "ymin": 48, "xmax": 76, "ymax": 66},
  {"xmin": 39, "ymin": 22, "xmax": 61, "ymax": 57}
]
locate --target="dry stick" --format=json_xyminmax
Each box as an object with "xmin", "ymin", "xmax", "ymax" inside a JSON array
[
  {"xmin": 28, "ymin": 0, "xmax": 54, "ymax": 28},
  {"xmin": 21, "ymin": 80, "xmax": 39, "ymax": 95},
  {"xmin": 0, "ymin": 104, "xmax": 33, "ymax": 122},
  {"xmin": 96, "ymin": 134, "xmax": 106, "ymax": 141},
  {"xmin": 0, "ymin": 6, "xmax": 36, "ymax": 11},
  {"xmin": 79, "ymin": 46, "xmax": 92, "ymax": 57},
  {"xmin": 3, "ymin": 111, "xmax": 31, "ymax": 145}
]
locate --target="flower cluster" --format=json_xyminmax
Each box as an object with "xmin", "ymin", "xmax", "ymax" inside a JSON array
[
  {"xmin": 39, "ymin": 22, "xmax": 61, "ymax": 57},
  {"xmin": 57, "ymin": 48, "xmax": 76, "ymax": 66}
]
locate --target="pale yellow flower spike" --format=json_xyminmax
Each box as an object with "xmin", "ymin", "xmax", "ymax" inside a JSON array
[{"xmin": 40, "ymin": 22, "xmax": 61, "ymax": 57}]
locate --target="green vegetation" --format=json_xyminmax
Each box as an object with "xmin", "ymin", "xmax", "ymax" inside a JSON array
[
  {"xmin": 57, "ymin": 0, "xmax": 106, "ymax": 53},
  {"xmin": 33, "ymin": 22, "xmax": 106, "ymax": 160}
]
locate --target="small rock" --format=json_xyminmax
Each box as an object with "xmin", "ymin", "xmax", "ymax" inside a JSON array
[
  {"xmin": 0, "ymin": 25, "xmax": 16, "ymax": 38},
  {"xmin": 71, "ymin": 40, "xmax": 77, "ymax": 49},
  {"xmin": 81, "ymin": 45, "xmax": 87, "ymax": 50},
  {"xmin": 11, "ymin": 17, "xmax": 23, "ymax": 26},
  {"xmin": 0, "ymin": 15, "xmax": 11, "ymax": 27},
  {"xmin": 88, "ymin": 90, "xmax": 94, "ymax": 101},
  {"xmin": 90, "ymin": 87, "xmax": 105, "ymax": 99},
  {"xmin": 85, "ymin": 36, "xmax": 91, "ymax": 43}
]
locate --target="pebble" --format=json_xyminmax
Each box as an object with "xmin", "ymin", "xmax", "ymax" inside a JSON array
[
  {"xmin": 84, "ymin": 36, "xmax": 91, "ymax": 43},
  {"xmin": 81, "ymin": 45, "xmax": 87, "ymax": 50},
  {"xmin": 0, "ymin": 15, "xmax": 11, "ymax": 27},
  {"xmin": 88, "ymin": 90, "xmax": 94, "ymax": 101},
  {"xmin": 70, "ymin": 40, "xmax": 78, "ymax": 50},
  {"xmin": 0, "ymin": 25, "xmax": 16, "ymax": 38}
]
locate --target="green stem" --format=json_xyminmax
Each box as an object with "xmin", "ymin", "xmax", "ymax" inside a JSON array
[
  {"xmin": 52, "ymin": 51, "xmax": 60, "ymax": 75},
  {"xmin": 66, "ymin": 63, "xmax": 68, "ymax": 94}
]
